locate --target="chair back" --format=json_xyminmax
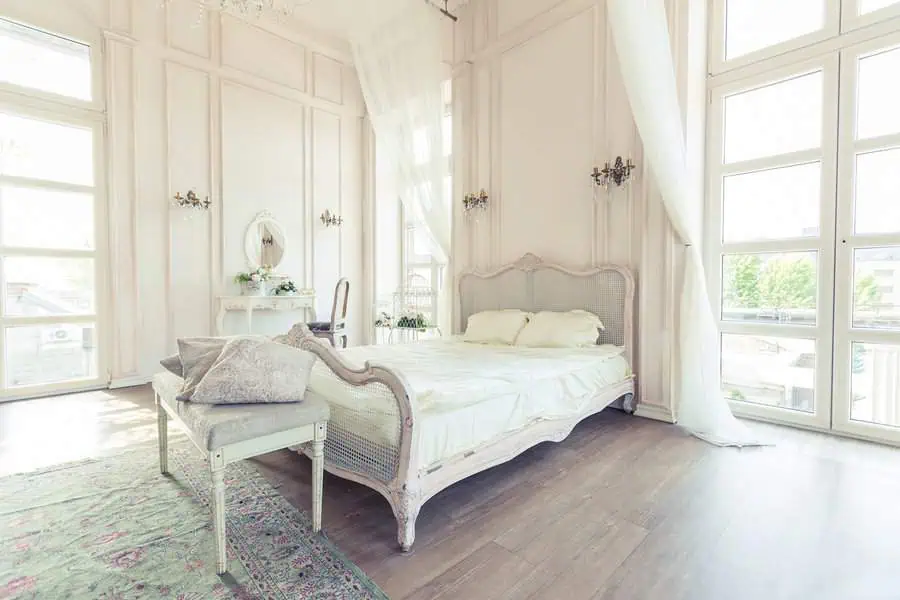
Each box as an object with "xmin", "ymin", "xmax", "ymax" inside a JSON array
[{"xmin": 330, "ymin": 278, "xmax": 350, "ymax": 331}]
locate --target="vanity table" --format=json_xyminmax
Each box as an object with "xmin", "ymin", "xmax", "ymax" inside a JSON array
[
  {"xmin": 215, "ymin": 293, "xmax": 316, "ymax": 335},
  {"xmin": 219, "ymin": 210, "xmax": 317, "ymax": 334}
]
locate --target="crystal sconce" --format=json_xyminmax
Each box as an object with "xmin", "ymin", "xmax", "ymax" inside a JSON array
[
  {"xmin": 172, "ymin": 190, "xmax": 211, "ymax": 210},
  {"xmin": 591, "ymin": 157, "xmax": 636, "ymax": 191},
  {"xmin": 320, "ymin": 209, "xmax": 343, "ymax": 227},
  {"xmin": 463, "ymin": 189, "xmax": 489, "ymax": 217}
]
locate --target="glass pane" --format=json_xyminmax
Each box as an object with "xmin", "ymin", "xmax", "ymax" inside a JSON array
[
  {"xmin": 851, "ymin": 342, "xmax": 900, "ymax": 428},
  {"xmin": 859, "ymin": 0, "xmax": 900, "ymax": 14},
  {"xmin": 4, "ymin": 323, "xmax": 97, "ymax": 387},
  {"xmin": 3, "ymin": 257, "xmax": 95, "ymax": 317},
  {"xmin": 723, "ymin": 163, "xmax": 820, "ymax": 242},
  {"xmin": 443, "ymin": 114, "xmax": 452, "ymax": 158},
  {"xmin": 0, "ymin": 186, "xmax": 94, "ymax": 250},
  {"xmin": 855, "ymin": 148, "xmax": 900, "ymax": 234},
  {"xmin": 0, "ymin": 19, "xmax": 91, "ymax": 101},
  {"xmin": 0, "ymin": 113, "xmax": 94, "ymax": 186},
  {"xmin": 725, "ymin": 0, "xmax": 824, "ymax": 60},
  {"xmin": 852, "ymin": 247, "xmax": 900, "ymax": 329},
  {"xmin": 724, "ymin": 72, "xmax": 823, "ymax": 164},
  {"xmin": 722, "ymin": 333, "xmax": 816, "ymax": 412},
  {"xmin": 722, "ymin": 252, "xmax": 818, "ymax": 325},
  {"xmin": 857, "ymin": 46, "xmax": 900, "ymax": 140}
]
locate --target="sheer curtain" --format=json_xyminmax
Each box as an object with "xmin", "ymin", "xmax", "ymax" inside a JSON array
[
  {"xmin": 607, "ymin": 0, "xmax": 763, "ymax": 446},
  {"xmin": 343, "ymin": 0, "xmax": 450, "ymax": 264}
]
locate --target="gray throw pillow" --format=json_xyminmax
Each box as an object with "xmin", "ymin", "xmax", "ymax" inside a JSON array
[
  {"xmin": 176, "ymin": 337, "xmax": 228, "ymax": 401},
  {"xmin": 159, "ymin": 354, "xmax": 183, "ymax": 377},
  {"xmin": 189, "ymin": 338, "xmax": 316, "ymax": 405}
]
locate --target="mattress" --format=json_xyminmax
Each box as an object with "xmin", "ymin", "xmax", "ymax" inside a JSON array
[{"xmin": 308, "ymin": 339, "xmax": 631, "ymax": 470}]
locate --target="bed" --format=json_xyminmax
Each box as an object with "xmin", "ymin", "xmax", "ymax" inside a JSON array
[{"xmin": 288, "ymin": 253, "xmax": 637, "ymax": 551}]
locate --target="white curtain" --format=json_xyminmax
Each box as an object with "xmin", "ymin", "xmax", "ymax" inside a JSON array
[
  {"xmin": 607, "ymin": 0, "xmax": 763, "ymax": 446},
  {"xmin": 341, "ymin": 0, "xmax": 450, "ymax": 265}
]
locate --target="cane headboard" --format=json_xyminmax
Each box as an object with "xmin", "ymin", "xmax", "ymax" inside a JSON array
[{"xmin": 457, "ymin": 254, "xmax": 636, "ymax": 364}]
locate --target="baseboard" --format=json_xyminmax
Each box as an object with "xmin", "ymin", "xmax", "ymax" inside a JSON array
[
  {"xmin": 634, "ymin": 402, "xmax": 676, "ymax": 423},
  {"xmin": 109, "ymin": 375, "xmax": 152, "ymax": 390}
]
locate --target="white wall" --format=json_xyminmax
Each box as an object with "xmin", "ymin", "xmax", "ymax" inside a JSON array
[
  {"xmin": 0, "ymin": 0, "xmax": 366, "ymax": 385},
  {"xmin": 452, "ymin": 0, "xmax": 705, "ymax": 421}
]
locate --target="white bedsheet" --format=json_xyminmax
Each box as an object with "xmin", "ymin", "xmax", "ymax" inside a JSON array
[{"xmin": 308, "ymin": 339, "xmax": 631, "ymax": 470}]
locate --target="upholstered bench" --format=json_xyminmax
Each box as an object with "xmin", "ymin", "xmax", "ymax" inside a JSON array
[{"xmin": 152, "ymin": 372, "xmax": 329, "ymax": 575}]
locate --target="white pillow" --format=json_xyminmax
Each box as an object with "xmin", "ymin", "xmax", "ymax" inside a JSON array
[
  {"xmin": 463, "ymin": 309, "xmax": 531, "ymax": 345},
  {"xmin": 514, "ymin": 310, "xmax": 604, "ymax": 348}
]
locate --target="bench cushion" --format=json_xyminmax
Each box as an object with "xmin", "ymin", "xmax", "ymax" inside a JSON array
[{"xmin": 153, "ymin": 372, "xmax": 329, "ymax": 450}]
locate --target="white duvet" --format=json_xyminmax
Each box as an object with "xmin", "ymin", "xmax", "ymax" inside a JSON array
[{"xmin": 308, "ymin": 338, "xmax": 631, "ymax": 470}]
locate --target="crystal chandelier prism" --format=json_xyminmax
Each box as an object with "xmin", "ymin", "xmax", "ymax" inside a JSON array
[{"xmin": 215, "ymin": 0, "xmax": 313, "ymax": 17}]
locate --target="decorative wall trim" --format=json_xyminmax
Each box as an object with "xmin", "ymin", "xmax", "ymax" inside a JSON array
[
  {"xmin": 634, "ymin": 402, "xmax": 676, "ymax": 424},
  {"xmin": 109, "ymin": 375, "xmax": 152, "ymax": 390},
  {"xmin": 165, "ymin": 1, "xmax": 213, "ymax": 59},
  {"xmin": 312, "ymin": 52, "xmax": 345, "ymax": 105},
  {"xmin": 220, "ymin": 14, "xmax": 307, "ymax": 93}
]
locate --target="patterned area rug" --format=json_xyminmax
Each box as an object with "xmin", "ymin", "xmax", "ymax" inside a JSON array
[{"xmin": 0, "ymin": 439, "xmax": 388, "ymax": 599}]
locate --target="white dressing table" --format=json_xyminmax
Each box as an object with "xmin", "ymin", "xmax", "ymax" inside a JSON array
[
  {"xmin": 220, "ymin": 210, "xmax": 317, "ymax": 335},
  {"xmin": 215, "ymin": 293, "xmax": 316, "ymax": 335}
]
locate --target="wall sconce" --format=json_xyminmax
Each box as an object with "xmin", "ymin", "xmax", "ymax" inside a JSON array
[
  {"xmin": 591, "ymin": 157, "xmax": 636, "ymax": 191},
  {"xmin": 463, "ymin": 189, "xmax": 489, "ymax": 216},
  {"xmin": 261, "ymin": 234, "xmax": 274, "ymax": 247},
  {"xmin": 320, "ymin": 209, "xmax": 343, "ymax": 227},
  {"xmin": 172, "ymin": 190, "xmax": 211, "ymax": 210}
]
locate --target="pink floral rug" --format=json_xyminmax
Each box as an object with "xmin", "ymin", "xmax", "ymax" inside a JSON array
[{"xmin": 0, "ymin": 440, "xmax": 388, "ymax": 599}]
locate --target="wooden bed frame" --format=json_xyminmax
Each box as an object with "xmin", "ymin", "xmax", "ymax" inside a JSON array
[{"xmin": 287, "ymin": 253, "xmax": 636, "ymax": 551}]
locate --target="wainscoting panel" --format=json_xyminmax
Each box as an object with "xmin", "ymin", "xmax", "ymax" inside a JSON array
[
  {"xmin": 166, "ymin": 1, "xmax": 211, "ymax": 58},
  {"xmin": 221, "ymin": 15, "xmax": 307, "ymax": 91},
  {"xmin": 497, "ymin": 8, "xmax": 596, "ymax": 267},
  {"xmin": 166, "ymin": 62, "xmax": 212, "ymax": 342},
  {"xmin": 312, "ymin": 52, "xmax": 343, "ymax": 105},
  {"xmin": 221, "ymin": 82, "xmax": 306, "ymax": 290},
  {"xmin": 310, "ymin": 108, "xmax": 342, "ymax": 320}
]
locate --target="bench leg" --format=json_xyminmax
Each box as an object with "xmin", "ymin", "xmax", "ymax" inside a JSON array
[
  {"xmin": 210, "ymin": 461, "xmax": 227, "ymax": 574},
  {"xmin": 311, "ymin": 437, "xmax": 324, "ymax": 533},
  {"xmin": 156, "ymin": 395, "xmax": 168, "ymax": 475}
]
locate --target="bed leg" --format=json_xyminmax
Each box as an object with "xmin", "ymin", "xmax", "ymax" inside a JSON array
[
  {"xmin": 395, "ymin": 488, "xmax": 420, "ymax": 552},
  {"xmin": 622, "ymin": 393, "xmax": 636, "ymax": 414}
]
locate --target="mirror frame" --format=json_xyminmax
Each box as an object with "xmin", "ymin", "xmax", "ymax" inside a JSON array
[{"xmin": 244, "ymin": 210, "xmax": 288, "ymax": 270}]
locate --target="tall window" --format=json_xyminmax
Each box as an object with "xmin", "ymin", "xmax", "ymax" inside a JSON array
[
  {"xmin": 708, "ymin": 1, "xmax": 900, "ymax": 443},
  {"xmin": 0, "ymin": 18, "xmax": 105, "ymax": 399},
  {"xmin": 373, "ymin": 80, "xmax": 451, "ymax": 343}
]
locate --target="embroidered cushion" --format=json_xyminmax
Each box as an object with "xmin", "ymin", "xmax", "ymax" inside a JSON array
[
  {"xmin": 462, "ymin": 309, "xmax": 531, "ymax": 345},
  {"xmin": 514, "ymin": 310, "xmax": 604, "ymax": 348},
  {"xmin": 189, "ymin": 338, "xmax": 316, "ymax": 405}
]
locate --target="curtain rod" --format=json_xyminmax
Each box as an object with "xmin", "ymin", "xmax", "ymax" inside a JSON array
[{"xmin": 425, "ymin": 0, "xmax": 458, "ymax": 22}]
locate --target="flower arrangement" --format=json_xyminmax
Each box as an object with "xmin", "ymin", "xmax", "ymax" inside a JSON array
[
  {"xmin": 274, "ymin": 279, "xmax": 299, "ymax": 296},
  {"xmin": 234, "ymin": 265, "xmax": 273, "ymax": 295},
  {"xmin": 234, "ymin": 265, "xmax": 273, "ymax": 284}
]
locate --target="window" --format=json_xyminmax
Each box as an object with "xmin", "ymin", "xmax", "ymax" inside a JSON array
[
  {"xmin": 372, "ymin": 80, "xmax": 451, "ymax": 343},
  {"xmin": 0, "ymin": 19, "xmax": 92, "ymax": 101},
  {"xmin": 0, "ymin": 20, "xmax": 104, "ymax": 399},
  {"xmin": 709, "ymin": 1, "xmax": 900, "ymax": 442}
]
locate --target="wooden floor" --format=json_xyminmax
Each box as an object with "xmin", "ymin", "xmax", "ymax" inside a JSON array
[{"xmin": 3, "ymin": 387, "xmax": 900, "ymax": 599}]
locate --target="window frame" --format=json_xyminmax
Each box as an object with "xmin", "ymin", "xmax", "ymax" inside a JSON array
[
  {"xmin": 709, "ymin": 0, "xmax": 841, "ymax": 76},
  {"xmin": 0, "ymin": 16, "xmax": 104, "ymax": 113},
  {"xmin": 0, "ymin": 23, "xmax": 108, "ymax": 400},
  {"xmin": 705, "ymin": 53, "xmax": 840, "ymax": 429}
]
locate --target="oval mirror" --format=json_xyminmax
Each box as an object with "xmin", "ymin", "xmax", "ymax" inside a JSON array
[{"xmin": 244, "ymin": 211, "xmax": 287, "ymax": 270}]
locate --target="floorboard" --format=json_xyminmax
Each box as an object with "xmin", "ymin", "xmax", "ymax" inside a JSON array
[{"xmin": 2, "ymin": 385, "xmax": 900, "ymax": 599}]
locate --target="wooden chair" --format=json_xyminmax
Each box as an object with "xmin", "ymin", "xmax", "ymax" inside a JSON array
[{"xmin": 308, "ymin": 278, "xmax": 349, "ymax": 348}]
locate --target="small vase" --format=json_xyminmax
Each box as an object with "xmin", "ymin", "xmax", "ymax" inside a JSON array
[{"xmin": 242, "ymin": 280, "xmax": 266, "ymax": 296}]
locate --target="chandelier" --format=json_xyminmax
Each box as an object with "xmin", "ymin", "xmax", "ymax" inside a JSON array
[
  {"xmin": 156, "ymin": 0, "xmax": 314, "ymax": 19},
  {"xmin": 214, "ymin": 0, "xmax": 313, "ymax": 17}
]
